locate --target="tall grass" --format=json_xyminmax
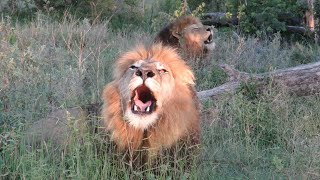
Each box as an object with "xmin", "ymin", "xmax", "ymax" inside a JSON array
[{"xmin": 1, "ymin": 14, "xmax": 320, "ymax": 179}]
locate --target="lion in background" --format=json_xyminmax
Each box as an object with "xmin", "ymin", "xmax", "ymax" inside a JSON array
[
  {"xmin": 154, "ymin": 15, "xmax": 215, "ymax": 59},
  {"xmin": 102, "ymin": 43, "xmax": 200, "ymax": 169}
]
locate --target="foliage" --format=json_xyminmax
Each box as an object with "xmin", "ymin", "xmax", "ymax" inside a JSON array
[
  {"xmin": 0, "ymin": 0, "xmax": 146, "ymax": 30},
  {"xmin": 1, "ymin": 0, "xmax": 118, "ymax": 19},
  {"xmin": 151, "ymin": 1, "xmax": 206, "ymax": 32},
  {"xmin": 158, "ymin": 0, "xmax": 181, "ymax": 15},
  {"xmin": 315, "ymin": 0, "xmax": 320, "ymax": 42},
  {"xmin": 226, "ymin": 0, "xmax": 303, "ymax": 36},
  {"xmin": 0, "ymin": 0, "xmax": 36, "ymax": 22},
  {"xmin": 289, "ymin": 42, "xmax": 318, "ymax": 66},
  {"xmin": 188, "ymin": 0, "xmax": 227, "ymax": 12},
  {"xmin": 316, "ymin": 0, "xmax": 320, "ymax": 19},
  {"xmin": 0, "ymin": 0, "xmax": 315, "ymax": 36}
]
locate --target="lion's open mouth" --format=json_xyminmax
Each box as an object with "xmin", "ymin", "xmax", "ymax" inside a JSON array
[
  {"xmin": 131, "ymin": 85, "xmax": 156, "ymax": 114},
  {"xmin": 204, "ymin": 33, "xmax": 213, "ymax": 44}
]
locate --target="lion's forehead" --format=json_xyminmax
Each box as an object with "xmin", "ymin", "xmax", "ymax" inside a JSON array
[
  {"xmin": 132, "ymin": 60, "xmax": 166, "ymax": 70},
  {"xmin": 184, "ymin": 23, "xmax": 204, "ymax": 30}
]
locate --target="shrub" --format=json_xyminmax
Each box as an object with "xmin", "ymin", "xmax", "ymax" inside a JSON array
[{"xmin": 227, "ymin": 0, "xmax": 303, "ymax": 36}]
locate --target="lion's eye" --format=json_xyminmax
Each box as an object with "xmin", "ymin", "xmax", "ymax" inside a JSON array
[
  {"xmin": 158, "ymin": 69, "xmax": 168, "ymax": 74},
  {"xmin": 129, "ymin": 65, "xmax": 137, "ymax": 70},
  {"xmin": 192, "ymin": 28, "xmax": 200, "ymax": 32}
]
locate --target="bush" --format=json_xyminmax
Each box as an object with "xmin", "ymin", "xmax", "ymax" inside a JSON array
[
  {"xmin": 227, "ymin": 0, "xmax": 303, "ymax": 36},
  {"xmin": 0, "ymin": 0, "xmax": 144, "ymax": 27}
]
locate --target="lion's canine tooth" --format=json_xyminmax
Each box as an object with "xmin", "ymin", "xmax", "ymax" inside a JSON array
[
  {"xmin": 146, "ymin": 106, "xmax": 150, "ymax": 112},
  {"xmin": 134, "ymin": 105, "xmax": 138, "ymax": 111}
]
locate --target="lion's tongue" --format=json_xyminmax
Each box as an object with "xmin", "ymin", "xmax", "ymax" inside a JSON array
[
  {"xmin": 134, "ymin": 99, "xmax": 152, "ymax": 111},
  {"xmin": 134, "ymin": 90, "xmax": 152, "ymax": 111}
]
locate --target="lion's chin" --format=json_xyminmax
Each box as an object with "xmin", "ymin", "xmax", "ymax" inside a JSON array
[
  {"xmin": 205, "ymin": 42, "xmax": 216, "ymax": 51},
  {"xmin": 125, "ymin": 111, "xmax": 159, "ymax": 130}
]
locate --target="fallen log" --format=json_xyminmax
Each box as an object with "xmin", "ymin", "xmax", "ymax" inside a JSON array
[
  {"xmin": 201, "ymin": 12, "xmax": 238, "ymax": 27},
  {"xmin": 286, "ymin": 26, "xmax": 313, "ymax": 35},
  {"xmin": 201, "ymin": 12, "xmax": 313, "ymax": 35},
  {"xmin": 197, "ymin": 60, "xmax": 320, "ymax": 100},
  {"xmin": 202, "ymin": 12, "xmax": 303, "ymax": 27}
]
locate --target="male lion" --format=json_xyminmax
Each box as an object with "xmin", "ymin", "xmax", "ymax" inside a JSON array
[
  {"xmin": 25, "ymin": 43, "xmax": 200, "ymax": 171},
  {"xmin": 102, "ymin": 43, "xmax": 200, "ymax": 169},
  {"xmin": 154, "ymin": 15, "xmax": 215, "ymax": 59}
]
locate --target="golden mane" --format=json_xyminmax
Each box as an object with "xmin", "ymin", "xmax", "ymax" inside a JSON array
[{"xmin": 102, "ymin": 43, "xmax": 200, "ymax": 167}]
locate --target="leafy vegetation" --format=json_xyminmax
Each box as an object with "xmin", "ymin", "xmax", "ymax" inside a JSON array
[
  {"xmin": 1, "ymin": 0, "xmax": 315, "ymax": 36},
  {"xmin": 226, "ymin": 0, "xmax": 303, "ymax": 35}
]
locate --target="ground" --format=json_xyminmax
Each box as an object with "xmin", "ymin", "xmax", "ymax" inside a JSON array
[{"xmin": 1, "ymin": 15, "xmax": 320, "ymax": 179}]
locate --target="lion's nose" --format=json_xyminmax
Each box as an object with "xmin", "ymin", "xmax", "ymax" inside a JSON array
[{"xmin": 135, "ymin": 69, "xmax": 155, "ymax": 80}]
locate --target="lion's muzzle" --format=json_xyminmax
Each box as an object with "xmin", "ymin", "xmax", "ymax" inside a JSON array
[
  {"xmin": 204, "ymin": 26, "xmax": 214, "ymax": 44},
  {"xmin": 131, "ymin": 68, "xmax": 157, "ymax": 114},
  {"xmin": 135, "ymin": 69, "xmax": 155, "ymax": 81}
]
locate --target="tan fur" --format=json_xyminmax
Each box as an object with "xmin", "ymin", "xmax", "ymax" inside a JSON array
[
  {"xmin": 155, "ymin": 16, "xmax": 215, "ymax": 59},
  {"xmin": 25, "ymin": 103, "xmax": 101, "ymax": 150},
  {"xmin": 25, "ymin": 107, "xmax": 87, "ymax": 149},
  {"xmin": 101, "ymin": 43, "xmax": 200, "ymax": 167}
]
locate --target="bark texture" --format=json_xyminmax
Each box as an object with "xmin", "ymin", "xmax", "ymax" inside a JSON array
[
  {"xmin": 197, "ymin": 60, "xmax": 320, "ymax": 100},
  {"xmin": 202, "ymin": 12, "xmax": 314, "ymax": 35}
]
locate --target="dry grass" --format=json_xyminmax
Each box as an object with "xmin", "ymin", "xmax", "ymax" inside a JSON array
[{"xmin": 1, "ymin": 14, "xmax": 320, "ymax": 179}]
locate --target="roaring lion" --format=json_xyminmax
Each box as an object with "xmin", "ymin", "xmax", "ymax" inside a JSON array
[
  {"xmin": 25, "ymin": 43, "xmax": 200, "ymax": 170},
  {"xmin": 102, "ymin": 43, "xmax": 200, "ymax": 168},
  {"xmin": 155, "ymin": 15, "xmax": 215, "ymax": 59}
]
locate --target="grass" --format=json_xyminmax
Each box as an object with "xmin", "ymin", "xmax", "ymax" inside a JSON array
[{"xmin": 1, "ymin": 14, "xmax": 320, "ymax": 179}]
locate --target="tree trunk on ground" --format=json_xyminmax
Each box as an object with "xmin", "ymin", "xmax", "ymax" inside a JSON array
[
  {"xmin": 202, "ymin": 12, "xmax": 314, "ymax": 35},
  {"xmin": 201, "ymin": 12, "xmax": 238, "ymax": 26},
  {"xmin": 197, "ymin": 60, "xmax": 320, "ymax": 100}
]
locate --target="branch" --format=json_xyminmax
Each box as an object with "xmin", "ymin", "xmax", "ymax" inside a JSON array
[
  {"xmin": 201, "ymin": 12, "xmax": 314, "ymax": 35},
  {"xmin": 197, "ymin": 60, "xmax": 320, "ymax": 100}
]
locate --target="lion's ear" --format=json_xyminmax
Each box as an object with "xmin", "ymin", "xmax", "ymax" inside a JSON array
[
  {"xmin": 176, "ymin": 67, "xmax": 195, "ymax": 86},
  {"xmin": 182, "ymin": 69, "xmax": 195, "ymax": 85},
  {"xmin": 172, "ymin": 31, "xmax": 181, "ymax": 39}
]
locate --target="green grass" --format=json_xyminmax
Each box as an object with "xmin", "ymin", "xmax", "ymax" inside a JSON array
[
  {"xmin": 1, "ymin": 14, "xmax": 320, "ymax": 179},
  {"xmin": 201, "ymin": 90, "xmax": 320, "ymax": 179}
]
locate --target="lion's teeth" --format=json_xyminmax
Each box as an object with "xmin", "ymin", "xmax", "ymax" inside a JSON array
[
  {"xmin": 134, "ymin": 105, "xmax": 138, "ymax": 111},
  {"xmin": 146, "ymin": 106, "xmax": 150, "ymax": 112}
]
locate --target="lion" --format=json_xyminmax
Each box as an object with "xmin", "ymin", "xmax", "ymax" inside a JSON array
[
  {"xmin": 102, "ymin": 43, "xmax": 200, "ymax": 169},
  {"xmin": 154, "ymin": 15, "xmax": 215, "ymax": 59},
  {"xmin": 25, "ymin": 43, "xmax": 200, "ymax": 171}
]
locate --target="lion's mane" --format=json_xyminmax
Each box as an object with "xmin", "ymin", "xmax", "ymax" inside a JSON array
[
  {"xmin": 101, "ymin": 43, "xmax": 200, "ymax": 167},
  {"xmin": 154, "ymin": 15, "xmax": 215, "ymax": 59}
]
